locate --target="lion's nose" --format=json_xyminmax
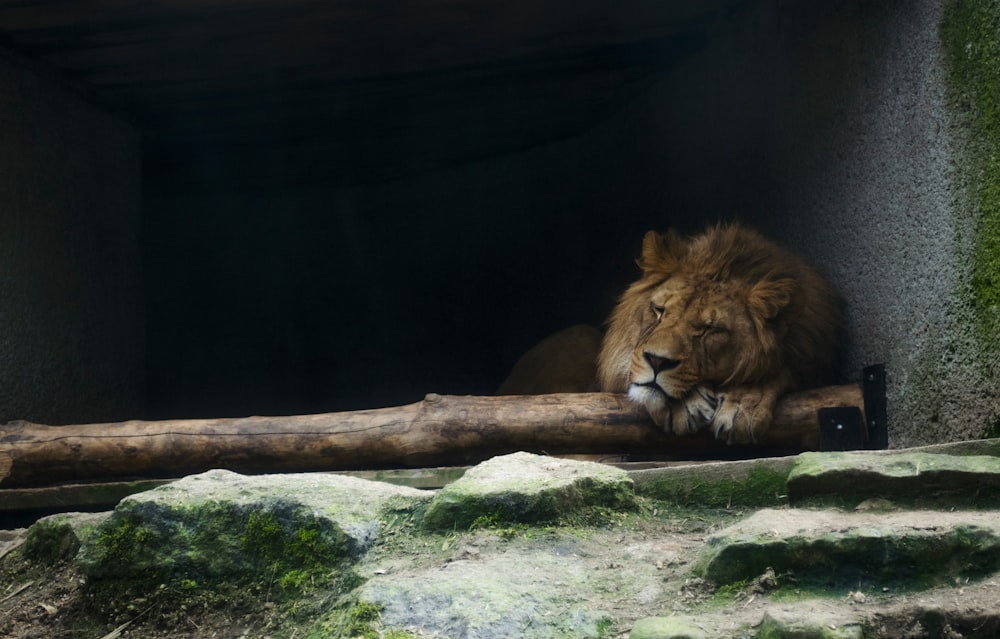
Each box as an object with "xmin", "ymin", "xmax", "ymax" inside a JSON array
[{"xmin": 644, "ymin": 352, "xmax": 680, "ymax": 374}]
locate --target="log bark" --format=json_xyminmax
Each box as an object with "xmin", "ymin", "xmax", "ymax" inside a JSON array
[{"xmin": 0, "ymin": 387, "xmax": 864, "ymax": 489}]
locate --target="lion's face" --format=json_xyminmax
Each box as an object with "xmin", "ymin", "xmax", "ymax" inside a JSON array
[
  {"xmin": 623, "ymin": 276, "xmax": 765, "ymax": 422},
  {"xmin": 629, "ymin": 278, "xmax": 756, "ymax": 399}
]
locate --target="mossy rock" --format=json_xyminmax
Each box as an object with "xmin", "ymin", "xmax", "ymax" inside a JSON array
[
  {"xmin": 788, "ymin": 451, "xmax": 1000, "ymax": 508},
  {"xmin": 76, "ymin": 469, "xmax": 431, "ymax": 591},
  {"xmin": 421, "ymin": 452, "xmax": 635, "ymax": 531},
  {"xmin": 632, "ymin": 457, "xmax": 793, "ymax": 508},
  {"xmin": 755, "ymin": 610, "xmax": 862, "ymax": 639},
  {"xmin": 23, "ymin": 512, "xmax": 110, "ymax": 565},
  {"xmin": 696, "ymin": 508, "xmax": 1000, "ymax": 589}
]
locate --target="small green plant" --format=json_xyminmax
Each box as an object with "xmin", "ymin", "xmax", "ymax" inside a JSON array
[
  {"xmin": 344, "ymin": 601, "xmax": 383, "ymax": 638},
  {"xmin": 712, "ymin": 578, "xmax": 751, "ymax": 602},
  {"xmin": 241, "ymin": 511, "xmax": 287, "ymax": 562},
  {"xmin": 468, "ymin": 511, "xmax": 522, "ymax": 540},
  {"xmin": 277, "ymin": 569, "xmax": 313, "ymax": 593},
  {"xmin": 596, "ymin": 616, "xmax": 616, "ymax": 637}
]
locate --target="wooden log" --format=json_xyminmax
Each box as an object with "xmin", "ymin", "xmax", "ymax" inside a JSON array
[{"xmin": 0, "ymin": 387, "xmax": 863, "ymax": 489}]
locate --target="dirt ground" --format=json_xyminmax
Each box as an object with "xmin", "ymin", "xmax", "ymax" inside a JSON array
[{"xmin": 3, "ymin": 505, "xmax": 1000, "ymax": 639}]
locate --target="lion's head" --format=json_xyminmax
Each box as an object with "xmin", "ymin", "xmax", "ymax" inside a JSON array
[{"xmin": 597, "ymin": 224, "xmax": 843, "ymax": 434}]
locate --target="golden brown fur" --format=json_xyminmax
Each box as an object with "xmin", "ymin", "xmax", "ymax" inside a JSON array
[
  {"xmin": 497, "ymin": 324, "xmax": 602, "ymax": 395},
  {"xmin": 597, "ymin": 223, "xmax": 843, "ymax": 443}
]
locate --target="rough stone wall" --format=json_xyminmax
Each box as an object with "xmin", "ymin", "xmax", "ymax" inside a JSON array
[
  {"xmin": 624, "ymin": 0, "xmax": 999, "ymax": 446},
  {"xmin": 0, "ymin": 49, "xmax": 144, "ymax": 424}
]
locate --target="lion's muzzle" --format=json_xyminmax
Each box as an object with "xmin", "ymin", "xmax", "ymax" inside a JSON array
[{"xmin": 643, "ymin": 351, "xmax": 680, "ymax": 374}]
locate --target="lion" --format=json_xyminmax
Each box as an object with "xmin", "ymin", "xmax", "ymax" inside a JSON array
[{"xmin": 597, "ymin": 223, "xmax": 844, "ymax": 444}]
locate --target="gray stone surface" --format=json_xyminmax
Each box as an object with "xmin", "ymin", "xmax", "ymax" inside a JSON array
[
  {"xmin": 697, "ymin": 508, "xmax": 1000, "ymax": 587},
  {"xmin": 357, "ymin": 552, "xmax": 611, "ymax": 639},
  {"xmin": 421, "ymin": 451, "xmax": 634, "ymax": 530},
  {"xmin": 757, "ymin": 610, "xmax": 863, "ymax": 639},
  {"xmin": 629, "ymin": 616, "xmax": 708, "ymax": 639},
  {"xmin": 0, "ymin": 527, "xmax": 27, "ymax": 562},
  {"xmin": 788, "ymin": 451, "xmax": 1000, "ymax": 506}
]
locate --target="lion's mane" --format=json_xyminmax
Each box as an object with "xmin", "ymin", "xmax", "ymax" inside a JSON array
[{"xmin": 597, "ymin": 223, "xmax": 844, "ymax": 442}]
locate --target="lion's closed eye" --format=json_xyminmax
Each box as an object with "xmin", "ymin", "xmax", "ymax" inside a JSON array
[{"xmin": 698, "ymin": 322, "xmax": 728, "ymax": 336}]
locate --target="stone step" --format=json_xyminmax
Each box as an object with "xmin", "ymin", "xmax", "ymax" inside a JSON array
[
  {"xmin": 788, "ymin": 451, "xmax": 1000, "ymax": 508},
  {"xmin": 696, "ymin": 508, "xmax": 1000, "ymax": 589}
]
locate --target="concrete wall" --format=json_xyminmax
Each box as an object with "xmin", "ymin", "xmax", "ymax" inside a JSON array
[
  {"xmin": 606, "ymin": 0, "xmax": 999, "ymax": 447},
  {"xmin": 143, "ymin": 0, "xmax": 999, "ymax": 446},
  {"xmin": 0, "ymin": 50, "xmax": 143, "ymax": 425},
  {"xmin": 770, "ymin": 0, "xmax": 996, "ymax": 447}
]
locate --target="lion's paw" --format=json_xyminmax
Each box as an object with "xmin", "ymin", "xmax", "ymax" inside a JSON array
[
  {"xmin": 666, "ymin": 386, "xmax": 718, "ymax": 436},
  {"xmin": 668, "ymin": 402, "xmax": 696, "ymax": 436},
  {"xmin": 710, "ymin": 387, "xmax": 776, "ymax": 444}
]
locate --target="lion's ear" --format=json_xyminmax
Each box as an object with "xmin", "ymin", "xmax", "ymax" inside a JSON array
[
  {"xmin": 748, "ymin": 277, "xmax": 803, "ymax": 326},
  {"xmin": 637, "ymin": 230, "xmax": 684, "ymax": 275}
]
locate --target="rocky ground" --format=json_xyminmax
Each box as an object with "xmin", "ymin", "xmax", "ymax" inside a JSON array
[{"xmin": 2, "ymin": 443, "xmax": 1000, "ymax": 638}]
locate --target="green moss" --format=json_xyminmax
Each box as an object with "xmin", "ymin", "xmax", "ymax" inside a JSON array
[
  {"xmin": 467, "ymin": 511, "xmax": 526, "ymax": 540},
  {"xmin": 238, "ymin": 509, "xmax": 349, "ymax": 594},
  {"xmin": 423, "ymin": 477, "xmax": 636, "ymax": 531},
  {"xmin": 942, "ymin": 0, "xmax": 1000, "ymax": 352},
  {"xmin": 97, "ymin": 514, "xmax": 156, "ymax": 566},
  {"xmin": 595, "ymin": 616, "xmax": 615, "ymax": 638},
  {"xmin": 22, "ymin": 515, "xmax": 101, "ymax": 564},
  {"xmin": 697, "ymin": 524, "xmax": 1000, "ymax": 591},
  {"xmin": 788, "ymin": 451, "xmax": 1000, "ymax": 509},
  {"xmin": 344, "ymin": 600, "xmax": 382, "ymax": 638},
  {"xmin": 240, "ymin": 509, "xmax": 344, "ymax": 570},
  {"xmin": 756, "ymin": 616, "xmax": 862, "ymax": 639},
  {"xmin": 714, "ymin": 578, "xmax": 753, "ymax": 600},
  {"xmin": 636, "ymin": 466, "xmax": 789, "ymax": 508},
  {"xmin": 78, "ymin": 499, "xmax": 352, "ymax": 600},
  {"xmin": 76, "ymin": 503, "xmax": 364, "ymax": 633},
  {"xmin": 241, "ymin": 510, "xmax": 287, "ymax": 560},
  {"xmin": 305, "ymin": 600, "xmax": 422, "ymax": 639}
]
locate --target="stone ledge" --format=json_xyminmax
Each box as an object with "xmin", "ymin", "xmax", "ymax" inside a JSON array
[
  {"xmin": 788, "ymin": 451, "xmax": 1000, "ymax": 507},
  {"xmin": 696, "ymin": 508, "xmax": 1000, "ymax": 588}
]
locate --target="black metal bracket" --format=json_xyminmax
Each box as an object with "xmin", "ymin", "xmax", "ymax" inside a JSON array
[
  {"xmin": 818, "ymin": 406, "xmax": 866, "ymax": 451},
  {"xmin": 817, "ymin": 364, "xmax": 888, "ymax": 452},
  {"xmin": 863, "ymin": 364, "xmax": 888, "ymax": 449}
]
